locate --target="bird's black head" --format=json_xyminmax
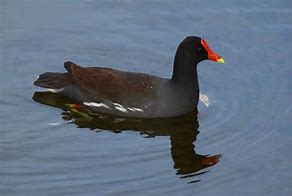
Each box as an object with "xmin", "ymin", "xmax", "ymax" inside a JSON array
[
  {"xmin": 176, "ymin": 36, "xmax": 224, "ymax": 65},
  {"xmin": 171, "ymin": 36, "xmax": 224, "ymax": 85}
]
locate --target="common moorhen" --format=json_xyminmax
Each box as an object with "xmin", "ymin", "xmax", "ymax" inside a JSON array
[{"xmin": 34, "ymin": 36, "xmax": 224, "ymax": 118}]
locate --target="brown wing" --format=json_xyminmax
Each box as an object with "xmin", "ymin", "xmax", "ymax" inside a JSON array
[{"xmin": 64, "ymin": 61, "xmax": 159, "ymax": 102}]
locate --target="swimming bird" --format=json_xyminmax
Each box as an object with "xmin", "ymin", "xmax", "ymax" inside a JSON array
[{"xmin": 34, "ymin": 36, "xmax": 224, "ymax": 118}]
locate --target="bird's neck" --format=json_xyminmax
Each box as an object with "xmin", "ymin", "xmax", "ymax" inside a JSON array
[{"xmin": 170, "ymin": 53, "xmax": 199, "ymax": 89}]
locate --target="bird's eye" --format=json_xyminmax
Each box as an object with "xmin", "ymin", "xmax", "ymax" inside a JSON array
[{"xmin": 198, "ymin": 47, "xmax": 203, "ymax": 52}]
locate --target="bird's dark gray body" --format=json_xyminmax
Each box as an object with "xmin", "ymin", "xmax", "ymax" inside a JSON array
[{"xmin": 53, "ymin": 72, "xmax": 198, "ymax": 118}]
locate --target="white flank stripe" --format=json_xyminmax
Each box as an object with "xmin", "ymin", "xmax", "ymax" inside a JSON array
[
  {"xmin": 112, "ymin": 103, "xmax": 127, "ymax": 113},
  {"xmin": 47, "ymin": 88, "xmax": 62, "ymax": 93},
  {"xmin": 83, "ymin": 102, "xmax": 111, "ymax": 109}
]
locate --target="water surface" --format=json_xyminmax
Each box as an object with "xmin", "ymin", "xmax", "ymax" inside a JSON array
[{"xmin": 1, "ymin": 0, "xmax": 292, "ymax": 195}]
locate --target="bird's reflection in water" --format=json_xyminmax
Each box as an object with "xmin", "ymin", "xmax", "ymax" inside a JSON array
[{"xmin": 33, "ymin": 91, "xmax": 221, "ymax": 183}]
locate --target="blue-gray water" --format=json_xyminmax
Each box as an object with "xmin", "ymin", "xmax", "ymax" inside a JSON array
[{"xmin": 1, "ymin": 0, "xmax": 292, "ymax": 195}]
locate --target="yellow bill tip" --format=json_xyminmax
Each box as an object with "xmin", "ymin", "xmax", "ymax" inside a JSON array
[{"xmin": 216, "ymin": 58, "xmax": 225, "ymax": 64}]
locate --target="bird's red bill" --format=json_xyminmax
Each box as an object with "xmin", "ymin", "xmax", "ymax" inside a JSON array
[{"xmin": 201, "ymin": 39, "xmax": 224, "ymax": 63}]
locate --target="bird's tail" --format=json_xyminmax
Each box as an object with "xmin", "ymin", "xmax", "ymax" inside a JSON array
[{"xmin": 34, "ymin": 72, "xmax": 73, "ymax": 89}]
